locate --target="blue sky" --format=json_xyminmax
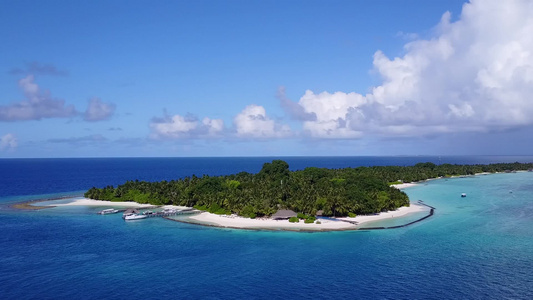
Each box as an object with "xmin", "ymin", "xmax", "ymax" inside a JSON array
[{"xmin": 1, "ymin": 0, "xmax": 532, "ymax": 157}]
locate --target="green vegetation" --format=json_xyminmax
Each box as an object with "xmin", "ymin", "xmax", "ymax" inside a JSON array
[
  {"xmin": 289, "ymin": 217, "xmax": 300, "ymax": 223},
  {"xmin": 84, "ymin": 160, "xmax": 533, "ymax": 218}
]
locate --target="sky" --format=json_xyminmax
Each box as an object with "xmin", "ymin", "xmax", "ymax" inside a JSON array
[{"xmin": 1, "ymin": 0, "xmax": 533, "ymax": 158}]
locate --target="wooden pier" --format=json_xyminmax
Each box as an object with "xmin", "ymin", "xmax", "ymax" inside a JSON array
[{"xmin": 142, "ymin": 209, "xmax": 200, "ymax": 218}]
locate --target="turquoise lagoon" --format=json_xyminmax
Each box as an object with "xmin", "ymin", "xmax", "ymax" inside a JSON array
[{"xmin": 0, "ymin": 158, "xmax": 532, "ymax": 299}]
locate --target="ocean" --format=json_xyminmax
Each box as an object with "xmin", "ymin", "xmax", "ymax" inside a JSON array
[{"xmin": 1, "ymin": 156, "xmax": 532, "ymax": 299}]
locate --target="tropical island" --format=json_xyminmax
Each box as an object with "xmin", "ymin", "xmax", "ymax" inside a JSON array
[{"xmin": 84, "ymin": 160, "xmax": 533, "ymax": 223}]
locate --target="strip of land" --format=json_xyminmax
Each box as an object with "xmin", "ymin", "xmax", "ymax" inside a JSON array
[
  {"xmin": 50, "ymin": 198, "xmax": 155, "ymax": 208},
  {"xmin": 12, "ymin": 182, "xmax": 428, "ymax": 231},
  {"xmin": 11, "ymin": 200, "xmax": 54, "ymax": 210}
]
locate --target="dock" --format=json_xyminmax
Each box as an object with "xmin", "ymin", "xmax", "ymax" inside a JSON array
[{"xmin": 142, "ymin": 209, "xmax": 201, "ymax": 218}]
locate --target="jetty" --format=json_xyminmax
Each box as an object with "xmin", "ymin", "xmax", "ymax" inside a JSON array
[
  {"xmin": 100, "ymin": 208, "xmax": 201, "ymax": 219},
  {"xmin": 358, "ymin": 200, "xmax": 435, "ymax": 230},
  {"xmin": 141, "ymin": 208, "xmax": 200, "ymax": 218}
]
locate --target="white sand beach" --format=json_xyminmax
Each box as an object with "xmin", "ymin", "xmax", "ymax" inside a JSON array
[
  {"xmin": 391, "ymin": 182, "xmax": 419, "ymax": 189},
  {"xmin": 40, "ymin": 197, "xmax": 428, "ymax": 231},
  {"xmin": 187, "ymin": 203, "xmax": 427, "ymax": 231},
  {"xmin": 48, "ymin": 198, "xmax": 154, "ymax": 208},
  {"xmin": 188, "ymin": 212, "xmax": 357, "ymax": 230},
  {"xmin": 337, "ymin": 203, "xmax": 427, "ymax": 225}
]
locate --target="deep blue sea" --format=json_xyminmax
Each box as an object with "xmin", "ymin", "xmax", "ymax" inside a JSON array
[{"xmin": 1, "ymin": 156, "xmax": 532, "ymax": 299}]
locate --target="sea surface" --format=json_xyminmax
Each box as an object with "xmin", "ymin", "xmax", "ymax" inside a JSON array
[{"xmin": 1, "ymin": 156, "xmax": 532, "ymax": 299}]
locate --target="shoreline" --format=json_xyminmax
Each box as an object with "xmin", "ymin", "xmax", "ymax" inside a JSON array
[
  {"xmin": 391, "ymin": 182, "xmax": 419, "ymax": 189},
  {"xmin": 8, "ymin": 170, "xmax": 531, "ymax": 232},
  {"xmin": 9, "ymin": 195, "xmax": 82, "ymax": 210},
  {"xmin": 10, "ymin": 197, "xmax": 157, "ymax": 210},
  {"xmin": 50, "ymin": 198, "xmax": 156, "ymax": 208},
  {"xmin": 183, "ymin": 203, "xmax": 428, "ymax": 231},
  {"xmin": 13, "ymin": 196, "xmax": 431, "ymax": 232}
]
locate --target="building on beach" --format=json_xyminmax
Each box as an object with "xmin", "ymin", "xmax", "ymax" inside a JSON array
[{"xmin": 271, "ymin": 209, "xmax": 297, "ymax": 220}]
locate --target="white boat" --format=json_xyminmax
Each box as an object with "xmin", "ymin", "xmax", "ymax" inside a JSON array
[
  {"xmin": 98, "ymin": 208, "xmax": 119, "ymax": 215},
  {"xmin": 123, "ymin": 213, "xmax": 148, "ymax": 220},
  {"xmin": 461, "ymin": 193, "xmax": 467, "ymax": 197}
]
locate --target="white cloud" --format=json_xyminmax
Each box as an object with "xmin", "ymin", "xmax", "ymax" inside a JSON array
[
  {"xmin": 234, "ymin": 105, "xmax": 291, "ymax": 138},
  {"xmin": 299, "ymin": 90, "xmax": 365, "ymax": 138},
  {"xmin": 0, "ymin": 75, "xmax": 77, "ymax": 121},
  {"xmin": 202, "ymin": 117, "xmax": 224, "ymax": 135},
  {"xmin": 293, "ymin": 0, "xmax": 533, "ymax": 138},
  {"xmin": 150, "ymin": 113, "xmax": 224, "ymax": 139},
  {"xmin": 84, "ymin": 97, "xmax": 116, "ymax": 121},
  {"xmin": 0, "ymin": 133, "xmax": 17, "ymax": 151}
]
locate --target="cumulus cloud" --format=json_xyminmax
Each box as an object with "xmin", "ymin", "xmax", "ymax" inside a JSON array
[
  {"xmin": 0, "ymin": 133, "xmax": 17, "ymax": 151},
  {"xmin": 294, "ymin": 0, "xmax": 533, "ymax": 138},
  {"xmin": 299, "ymin": 90, "xmax": 365, "ymax": 138},
  {"xmin": 234, "ymin": 105, "xmax": 291, "ymax": 138},
  {"xmin": 0, "ymin": 75, "xmax": 77, "ymax": 121},
  {"xmin": 84, "ymin": 98, "xmax": 116, "ymax": 121},
  {"xmin": 150, "ymin": 113, "xmax": 224, "ymax": 139}
]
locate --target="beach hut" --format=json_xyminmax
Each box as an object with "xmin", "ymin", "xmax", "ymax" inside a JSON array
[
  {"xmin": 271, "ymin": 209, "xmax": 297, "ymax": 220},
  {"xmin": 315, "ymin": 210, "xmax": 324, "ymax": 216}
]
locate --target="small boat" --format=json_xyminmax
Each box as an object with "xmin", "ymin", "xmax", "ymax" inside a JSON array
[
  {"xmin": 98, "ymin": 208, "xmax": 119, "ymax": 215},
  {"xmin": 123, "ymin": 213, "xmax": 148, "ymax": 220},
  {"xmin": 142, "ymin": 210, "xmax": 154, "ymax": 215},
  {"xmin": 461, "ymin": 193, "xmax": 467, "ymax": 198}
]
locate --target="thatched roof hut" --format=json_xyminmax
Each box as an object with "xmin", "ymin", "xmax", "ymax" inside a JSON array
[
  {"xmin": 271, "ymin": 209, "xmax": 297, "ymax": 220},
  {"xmin": 316, "ymin": 210, "xmax": 324, "ymax": 216}
]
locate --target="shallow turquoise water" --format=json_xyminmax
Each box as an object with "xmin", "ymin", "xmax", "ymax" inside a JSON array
[{"xmin": 1, "ymin": 159, "xmax": 532, "ymax": 299}]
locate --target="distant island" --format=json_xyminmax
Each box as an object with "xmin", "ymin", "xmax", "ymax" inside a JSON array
[{"xmin": 84, "ymin": 160, "xmax": 533, "ymax": 219}]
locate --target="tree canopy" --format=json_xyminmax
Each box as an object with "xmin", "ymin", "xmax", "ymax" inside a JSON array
[{"xmin": 84, "ymin": 160, "xmax": 533, "ymax": 218}]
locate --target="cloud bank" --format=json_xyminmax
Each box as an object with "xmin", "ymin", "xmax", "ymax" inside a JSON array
[
  {"xmin": 150, "ymin": 104, "xmax": 291, "ymax": 140},
  {"xmin": 0, "ymin": 75, "xmax": 77, "ymax": 121},
  {"xmin": 286, "ymin": 0, "xmax": 533, "ymax": 138},
  {"xmin": 158, "ymin": 0, "xmax": 533, "ymax": 142},
  {"xmin": 150, "ymin": 113, "xmax": 224, "ymax": 139},
  {"xmin": 1, "ymin": 75, "xmax": 115, "ymax": 122}
]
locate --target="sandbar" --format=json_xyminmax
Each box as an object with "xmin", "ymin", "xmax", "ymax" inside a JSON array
[{"xmin": 48, "ymin": 198, "xmax": 155, "ymax": 208}]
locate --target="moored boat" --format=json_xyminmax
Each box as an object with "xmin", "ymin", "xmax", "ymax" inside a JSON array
[
  {"xmin": 123, "ymin": 213, "xmax": 148, "ymax": 220},
  {"xmin": 98, "ymin": 208, "xmax": 119, "ymax": 215}
]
